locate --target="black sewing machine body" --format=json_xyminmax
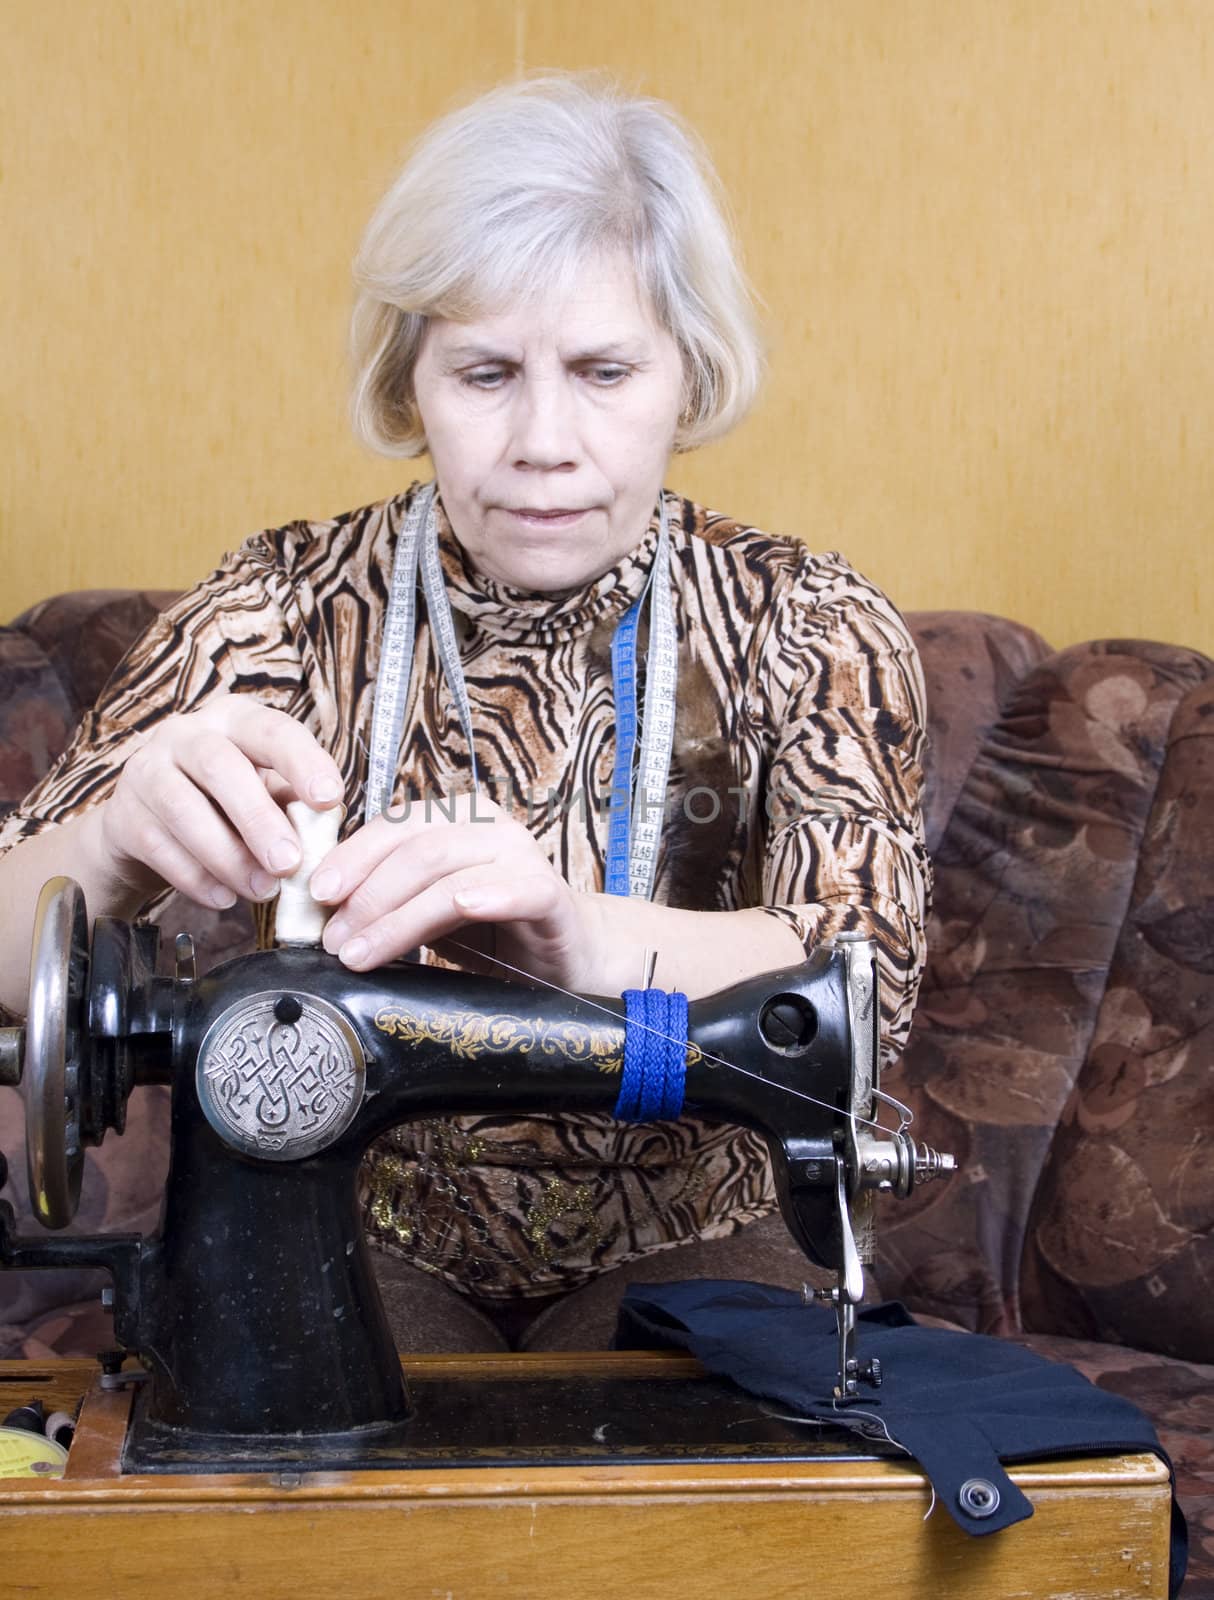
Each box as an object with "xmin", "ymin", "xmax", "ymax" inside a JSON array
[{"xmin": 0, "ymin": 879, "xmax": 953, "ymax": 1472}]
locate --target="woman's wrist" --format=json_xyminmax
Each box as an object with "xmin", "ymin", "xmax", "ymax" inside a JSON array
[{"xmin": 565, "ymin": 889, "xmax": 612, "ymax": 996}]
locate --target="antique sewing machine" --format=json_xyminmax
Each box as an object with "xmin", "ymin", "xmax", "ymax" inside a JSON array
[
  {"xmin": 0, "ymin": 865, "xmax": 957, "ymax": 1473},
  {"xmin": 0, "ymin": 876, "xmax": 1180, "ymax": 1600}
]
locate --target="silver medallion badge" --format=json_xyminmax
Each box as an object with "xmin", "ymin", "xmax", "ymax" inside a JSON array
[{"xmin": 196, "ymin": 991, "xmax": 366, "ymax": 1161}]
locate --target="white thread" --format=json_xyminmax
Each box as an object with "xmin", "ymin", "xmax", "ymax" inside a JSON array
[
  {"xmin": 829, "ymin": 1402, "xmax": 912, "ymax": 1456},
  {"xmin": 274, "ymin": 802, "xmax": 344, "ymax": 946}
]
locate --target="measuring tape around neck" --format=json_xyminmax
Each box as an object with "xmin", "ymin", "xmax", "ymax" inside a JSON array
[{"xmin": 365, "ymin": 484, "xmax": 679, "ymax": 901}]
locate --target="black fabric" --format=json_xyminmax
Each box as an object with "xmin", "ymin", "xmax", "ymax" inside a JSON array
[{"xmin": 614, "ymin": 1279, "xmax": 1187, "ymax": 1597}]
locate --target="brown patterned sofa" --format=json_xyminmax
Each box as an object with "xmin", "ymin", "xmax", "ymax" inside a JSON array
[{"xmin": 1, "ymin": 590, "xmax": 1211, "ymax": 1593}]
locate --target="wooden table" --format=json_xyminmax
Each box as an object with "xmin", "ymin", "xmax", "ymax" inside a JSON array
[{"xmin": 0, "ymin": 1354, "xmax": 1171, "ymax": 1600}]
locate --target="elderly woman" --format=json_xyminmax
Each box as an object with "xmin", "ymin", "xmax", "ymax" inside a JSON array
[{"xmin": 0, "ymin": 75, "xmax": 929, "ymax": 1351}]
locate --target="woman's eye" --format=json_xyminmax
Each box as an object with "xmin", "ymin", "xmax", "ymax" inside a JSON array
[
  {"xmin": 459, "ymin": 367, "xmax": 514, "ymax": 390},
  {"xmin": 458, "ymin": 365, "xmax": 630, "ymax": 390}
]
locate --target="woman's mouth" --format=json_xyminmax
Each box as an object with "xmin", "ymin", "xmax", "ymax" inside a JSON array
[{"xmin": 506, "ymin": 507, "xmax": 590, "ymax": 528}]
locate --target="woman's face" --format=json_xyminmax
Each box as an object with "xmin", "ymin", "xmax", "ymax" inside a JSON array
[{"xmin": 412, "ymin": 251, "xmax": 686, "ymax": 593}]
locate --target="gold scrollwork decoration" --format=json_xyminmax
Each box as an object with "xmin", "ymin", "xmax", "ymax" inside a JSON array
[{"xmin": 374, "ymin": 1006, "xmax": 626, "ymax": 1074}]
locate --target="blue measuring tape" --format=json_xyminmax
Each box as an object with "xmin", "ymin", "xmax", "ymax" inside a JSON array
[
  {"xmin": 613, "ymin": 987, "xmax": 689, "ymax": 1121},
  {"xmin": 605, "ymin": 595, "xmax": 642, "ymax": 896},
  {"xmin": 604, "ymin": 490, "xmax": 677, "ymax": 898}
]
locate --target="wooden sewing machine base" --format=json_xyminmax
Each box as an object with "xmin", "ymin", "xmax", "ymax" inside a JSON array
[{"xmin": 0, "ymin": 1353, "xmax": 1171, "ymax": 1599}]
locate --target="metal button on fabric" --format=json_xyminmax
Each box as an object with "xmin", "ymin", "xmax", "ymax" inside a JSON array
[{"xmin": 957, "ymin": 1477, "xmax": 1001, "ymax": 1518}]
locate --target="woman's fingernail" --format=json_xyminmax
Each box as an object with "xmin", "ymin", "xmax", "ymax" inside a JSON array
[
  {"xmin": 326, "ymin": 918, "xmax": 349, "ymax": 945},
  {"xmin": 309, "ymin": 776, "xmax": 342, "ymax": 803},
  {"xmin": 310, "ymin": 869, "xmax": 339, "ymax": 901},
  {"xmin": 267, "ymin": 838, "xmax": 300, "ymax": 872},
  {"xmin": 341, "ymin": 937, "xmax": 369, "ymax": 966},
  {"xmin": 249, "ymin": 869, "xmax": 278, "ymax": 898},
  {"xmin": 210, "ymin": 885, "xmax": 238, "ymax": 910}
]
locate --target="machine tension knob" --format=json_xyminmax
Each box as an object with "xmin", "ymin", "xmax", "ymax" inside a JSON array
[{"xmin": 914, "ymin": 1146, "xmax": 957, "ymax": 1184}]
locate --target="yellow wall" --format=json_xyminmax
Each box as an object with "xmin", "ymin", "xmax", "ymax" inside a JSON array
[{"xmin": 2, "ymin": 0, "xmax": 1211, "ymax": 655}]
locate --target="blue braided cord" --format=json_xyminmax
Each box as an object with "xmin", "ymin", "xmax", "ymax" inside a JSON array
[
  {"xmin": 605, "ymin": 597, "xmax": 642, "ymax": 896},
  {"xmin": 636, "ymin": 988, "xmax": 664, "ymax": 1119},
  {"xmin": 614, "ymin": 988, "xmax": 688, "ymax": 1121},
  {"xmin": 661, "ymin": 990, "xmax": 688, "ymax": 1119},
  {"xmin": 614, "ymin": 988, "xmax": 646, "ymax": 1119}
]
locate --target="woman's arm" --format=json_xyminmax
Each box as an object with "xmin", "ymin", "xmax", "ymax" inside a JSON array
[
  {"xmin": 309, "ymin": 551, "xmax": 928, "ymax": 1021},
  {"xmin": 753, "ymin": 549, "xmax": 931, "ymax": 1066},
  {"xmin": 560, "ymin": 894, "xmax": 808, "ymax": 998},
  {"xmin": 0, "ymin": 541, "xmax": 338, "ymax": 1020}
]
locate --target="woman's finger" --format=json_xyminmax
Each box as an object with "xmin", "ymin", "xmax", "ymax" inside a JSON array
[
  {"xmin": 158, "ymin": 736, "xmax": 297, "ymax": 890},
  {"xmin": 320, "ymin": 831, "xmax": 500, "ymax": 951},
  {"xmin": 452, "ymin": 875, "xmax": 576, "ymax": 957},
  {"xmin": 327, "ymin": 874, "xmax": 490, "ymax": 969},
  {"xmin": 256, "ymin": 766, "xmax": 296, "ymax": 806},
  {"xmin": 110, "ymin": 790, "xmax": 245, "ymax": 910},
  {"xmin": 311, "ymin": 799, "xmax": 506, "ymax": 910},
  {"xmin": 212, "ymin": 699, "xmax": 345, "ymax": 809},
  {"xmin": 307, "ymin": 811, "xmax": 415, "ymax": 905},
  {"xmin": 330, "ymin": 869, "xmax": 569, "ymax": 971},
  {"xmin": 113, "ymin": 749, "xmax": 273, "ymax": 898},
  {"xmin": 110, "ymin": 699, "xmax": 343, "ymax": 886}
]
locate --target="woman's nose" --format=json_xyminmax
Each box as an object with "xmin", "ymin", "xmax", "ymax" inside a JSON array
[{"xmin": 510, "ymin": 376, "xmax": 579, "ymax": 470}]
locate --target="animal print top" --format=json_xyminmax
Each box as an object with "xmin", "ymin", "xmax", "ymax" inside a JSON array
[{"xmin": 0, "ymin": 483, "xmax": 930, "ymax": 1299}]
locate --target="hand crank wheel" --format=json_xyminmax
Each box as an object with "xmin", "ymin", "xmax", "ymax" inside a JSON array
[{"xmin": 23, "ymin": 877, "xmax": 89, "ymax": 1228}]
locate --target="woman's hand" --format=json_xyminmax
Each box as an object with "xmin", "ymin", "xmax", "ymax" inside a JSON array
[
  {"xmin": 86, "ymin": 694, "xmax": 345, "ymax": 909},
  {"xmin": 310, "ymin": 793, "xmax": 596, "ymax": 991}
]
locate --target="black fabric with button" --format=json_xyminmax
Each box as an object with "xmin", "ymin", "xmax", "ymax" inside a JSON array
[{"xmin": 613, "ymin": 1280, "xmax": 1187, "ymax": 1597}]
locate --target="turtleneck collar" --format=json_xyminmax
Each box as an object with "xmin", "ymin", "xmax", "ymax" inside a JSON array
[{"xmin": 429, "ymin": 488, "xmax": 666, "ymax": 646}]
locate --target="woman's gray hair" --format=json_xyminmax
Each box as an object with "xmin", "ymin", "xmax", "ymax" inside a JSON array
[{"xmin": 350, "ymin": 72, "xmax": 764, "ymax": 456}]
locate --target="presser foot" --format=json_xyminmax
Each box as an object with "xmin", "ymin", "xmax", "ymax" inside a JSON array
[
  {"xmin": 803, "ymin": 1278, "xmax": 884, "ymax": 1404},
  {"xmin": 804, "ymin": 1155, "xmax": 880, "ymax": 1401}
]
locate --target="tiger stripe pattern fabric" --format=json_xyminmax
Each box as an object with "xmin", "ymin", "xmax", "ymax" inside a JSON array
[{"xmin": 0, "ymin": 483, "xmax": 930, "ymax": 1299}]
